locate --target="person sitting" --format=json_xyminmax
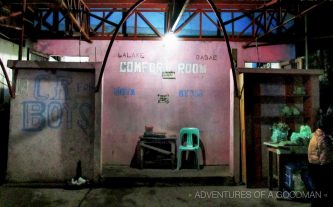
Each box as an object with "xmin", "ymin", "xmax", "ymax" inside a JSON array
[{"xmin": 308, "ymin": 114, "xmax": 333, "ymax": 206}]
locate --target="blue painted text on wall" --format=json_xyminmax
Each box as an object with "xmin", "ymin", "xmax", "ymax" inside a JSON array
[
  {"xmin": 113, "ymin": 87, "xmax": 136, "ymax": 96},
  {"xmin": 21, "ymin": 74, "xmax": 93, "ymax": 132},
  {"xmin": 179, "ymin": 90, "xmax": 203, "ymax": 97},
  {"xmin": 22, "ymin": 101, "xmax": 92, "ymax": 132},
  {"xmin": 34, "ymin": 75, "xmax": 72, "ymax": 100}
]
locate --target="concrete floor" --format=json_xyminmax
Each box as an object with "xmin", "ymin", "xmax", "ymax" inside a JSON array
[
  {"xmin": 0, "ymin": 165, "xmax": 313, "ymax": 206},
  {"xmin": 0, "ymin": 185, "xmax": 311, "ymax": 207}
]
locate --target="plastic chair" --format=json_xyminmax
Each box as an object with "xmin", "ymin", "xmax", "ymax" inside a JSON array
[{"xmin": 176, "ymin": 128, "xmax": 201, "ymax": 170}]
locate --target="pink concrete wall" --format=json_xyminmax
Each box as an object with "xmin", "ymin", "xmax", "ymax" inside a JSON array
[
  {"xmin": 102, "ymin": 41, "xmax": 230, "ymax": 165},
  {"xmin": 34, "ymin": 40, "xmax": 295, "ymax": 166},
  {"xmin": 33, "ymin": 40, "xmax": 295, "ymax": 66}
]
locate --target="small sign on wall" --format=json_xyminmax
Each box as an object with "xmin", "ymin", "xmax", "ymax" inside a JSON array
[
  {"xmin": 158, "ymin": 94, "xmax": 169, "ymax": 103},
  {"xmin": 162, "ymin": 71, "xmax": 176, "ymax": 79}
]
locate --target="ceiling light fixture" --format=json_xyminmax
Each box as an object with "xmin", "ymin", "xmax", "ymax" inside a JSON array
[{"xmin": 163, "ymin": 32, "xmax": 177, "ymax": 46}]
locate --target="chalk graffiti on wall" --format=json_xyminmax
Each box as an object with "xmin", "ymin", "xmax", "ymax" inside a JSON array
[
  {"xmin": 179, "ymin": 90, "xmax": 203, "ymax": 97},
  {"xmin": 196, "ymin": 54, "xmax": 217, "ymax": 61},
  {"xmin": 118, "ymin": 52, "xmax": 144, "ymax": 59},
  {"xmin": 113, "ymin": 87, "xmax": 136, "ymax": 96},
  {"xmin": 21, "ymin": 74, "xmax": 94, "ymax": 134},
  {"xmin": 117, "ymin": 51, "xmax": 218, "ymax": 62}
]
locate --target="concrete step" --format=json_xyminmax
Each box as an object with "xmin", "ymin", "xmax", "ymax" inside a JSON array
[{"xmin": 101, "ymin": 165, "xmax": 236, "ymax": 187}]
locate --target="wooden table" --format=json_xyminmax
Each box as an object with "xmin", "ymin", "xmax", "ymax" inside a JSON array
[
  {"xmin": 263, "ymin": 142, "xmax": 308, "ymax": 191},
  {"xmin": 139, "ymin": 136, "xmax": 177, "ymax": 169}
]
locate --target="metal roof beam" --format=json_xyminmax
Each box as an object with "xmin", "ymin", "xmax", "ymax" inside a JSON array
[
  {"xmin": 166, "ymin": 0, "xmax": 190, "ymax": 33},
  {"xmin": 243, "ymin": 1, "xmax": 326, "ymax": 48},
  {"xmin": 60, "ymin": 0, "xmax": 92, "ymax": 43}
]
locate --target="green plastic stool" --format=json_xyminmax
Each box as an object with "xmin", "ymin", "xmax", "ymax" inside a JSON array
[{"xmin": 176, "ymin": 128, "xmax": 201, "ymax": 170}]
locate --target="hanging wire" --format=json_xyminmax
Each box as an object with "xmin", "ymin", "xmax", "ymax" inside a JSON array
[
  {"xmin": 256, "ymin": 37, "xmax": 260, "ymax": 64},
  {"xmin": 95, "ymin": 47, "xmax": 97, "ymax": 62},
  {"xmin": 79, "ymin": 29, "xmax": 82, "ymax": 62}
]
